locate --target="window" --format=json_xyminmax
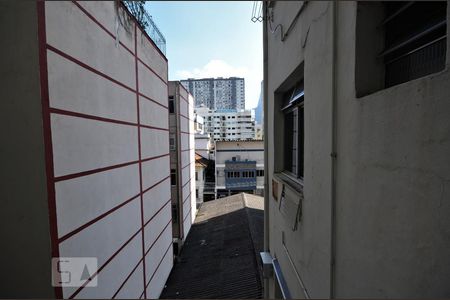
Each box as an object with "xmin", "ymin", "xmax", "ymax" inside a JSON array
[
  {"xmin": 196, "ymin": 189, "xmax": 199, "ymax": 198},
  {"xmin": 169, "ymin": 134, "xmax": 176, "ymax": 150},
  {"xmin": 195, "ymin": 171, "xmax": 198, "ymax": 181},
  {"xmin": 355, "ymin": 1, "xmax": 447, "ymax": 96},
  {"xmin": 171, "ymin": 169, "xmax": 177, "ymax": 186},
  {"xmin": 282, "ymin": 81, "xmax": 304, "ymax": 180},
  {"xmin": 172, "ymin": 204, "xmax": 178, "ymax": 223},
  {"xmin": 382, "ymin": 2, "xmax": 447, "ymax": 87},
  {"xmin": 169, "ymin": 96, "xmax": 175, "ymax": 113},
  {"xmin": 257, "ymin": 170, "xmax": 265, "ymax": 177}
]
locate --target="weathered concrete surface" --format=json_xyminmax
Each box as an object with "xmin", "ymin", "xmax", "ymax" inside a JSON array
[
  {"xmin": 160, "ymin": 193, "xmax": 264, "ymax": 299},
  {"xmin": 266, "ymin": 1, "xmax": 450, "ymax": 298}
]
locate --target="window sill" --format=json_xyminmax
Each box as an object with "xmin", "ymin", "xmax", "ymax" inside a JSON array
[{"xmin": 274, "ymin": 172, "xmax": 304, "ymax": 195}]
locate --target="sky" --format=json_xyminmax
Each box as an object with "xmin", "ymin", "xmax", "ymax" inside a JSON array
[{"xmin": 145, "ymin": 1, "xmax": 263, "ymax": 109}]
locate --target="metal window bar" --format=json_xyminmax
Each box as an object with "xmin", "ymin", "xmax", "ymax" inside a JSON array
[
  {"xmin": 378, "ymin": 19, "xmax": 446, "ymax": 58},
  {"xmin": 379, "ymin": 1, "xmax": 415, "ymax": 27}
]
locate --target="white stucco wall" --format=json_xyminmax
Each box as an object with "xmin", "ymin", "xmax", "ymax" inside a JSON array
[
  {"xmin": 266, "ymin": 1, "xmax": 450, "ymax": 298},
  {"xmin": 43, "ymin": 2, "xmax": 172, "ymax": 298},
  {"xmin": 169, "ymin": 82, "xmax": 196, "ymax": 243}
]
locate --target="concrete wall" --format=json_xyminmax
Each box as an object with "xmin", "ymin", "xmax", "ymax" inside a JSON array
[
  {"xmin": 266, "ymin": 1, "xmax": 450, "ymax": 298},
  {"xmin": 195, "ymin": 165, "xmax": 205, "ymax": 204},
  {"xmin": 0, "ymin": 1, "xmax": 55, "ymax": 297},
  {"xmin": 215, "ymin": 140, "xmax": 264, "ymax": 190},
  {"xmin": 169, "ymin": 82, "xmax": 196, "ymax": 243},
  {"xmin": 195, "ymin": 135, "xmax": 211, "ymax": 159},
  {"xmin": 1, "ymin": 1, "xmax": 172, "ymax": 298},
  {"xmin": 334, "ymin": 2, "xmax": 450, "ymax": 297}
]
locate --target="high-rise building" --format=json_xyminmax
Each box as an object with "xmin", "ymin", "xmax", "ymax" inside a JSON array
[
  {"xmin": 195, "ymin": 107, "xmax": 255, "ymax": 142},
  {"xmin": 181, "ymin": 77, "xmax": 245, "ymax": 110}
]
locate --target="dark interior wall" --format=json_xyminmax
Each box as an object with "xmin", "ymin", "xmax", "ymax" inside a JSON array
[{"xmin": 0, "ymin": 1, "xmax": 55, "ymax": 298}]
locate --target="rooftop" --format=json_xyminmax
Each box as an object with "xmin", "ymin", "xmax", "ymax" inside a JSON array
[{"xmin": 160, "ymin": 193, "xmax": 264, "ymax": 299}]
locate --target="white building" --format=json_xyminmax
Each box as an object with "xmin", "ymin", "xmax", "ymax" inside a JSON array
[
  {"xmin": 215, "ymin": 140, "xmax": 264, "ymax": 198},
  {"xmin": 181, "ymin": 77, "xmax": 245, "ymax": 110},
  {"xmin": 195, "ymin": 107, "xmax": 256, "ymax": 142},
  {"xmin": 195, "ymin": 153, "xmax": 208, "ymax": 207},
  {"xmin": 263, "ymin": 1, "xmax": 450, "ymax": 298},
  {"xmin": 1, "ymin": 1, "xmax": 172, "ymax": 298},
  {"xmin": 168, "ymin": 81, "xmax": 196, "ymax": 256}
]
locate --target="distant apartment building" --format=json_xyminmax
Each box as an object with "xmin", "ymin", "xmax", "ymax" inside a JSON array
[
  {"xmin": 215, "ymin": 140, "xmax": 264, "ymax": 198},
  {"xmin": 195, "ymin": 132, "xmax": 212, "ymax": 159},
  {"xmin": 196, "ymin": 107, "xmax": 255, "ymax": 141},
  {"xmin": 1, "ymin": 1, "xmax": 172, "ymax": 298},
  {"xmin": 263, "ymin": 1, "xmax": 450, "ymax": 298},
  {"xmin": 181, "ymin": 77, "xmax": 245, "ymax": 110},
  {"xmin": 195, "ymin": 153, "xmax": 208, "ymax": 207},
  {"xmin": 193, "ymin": 113, "xmax": 212, "ymax": 159},
  {"xmin": 168, "ymin": 82, "xmax": 196, "ymax": 256}
]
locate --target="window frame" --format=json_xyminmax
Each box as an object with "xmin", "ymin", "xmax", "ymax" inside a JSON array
[
  {"xmin": 170, "ymin": 169, "xmax": 177, "ymax": 186},
  {"xmin": 281, "ymin": 81, "xmax": 305, "ymax": 183}
]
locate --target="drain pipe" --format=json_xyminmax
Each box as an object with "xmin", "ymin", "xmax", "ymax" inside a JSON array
[
  {"xmin": 330, "ymin": 0, "xmax": 338, "ymax": 298},
  {"xmin": 263, "ymin": 1, "xmax": 270, "ymax": 299}
]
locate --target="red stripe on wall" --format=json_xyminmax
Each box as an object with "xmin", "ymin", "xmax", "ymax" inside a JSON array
[
  {"xmin": 139, "ymin": 92, "xmax": 168, "ymax": 110},
  {"xmin": 143, "ymin": 199, "xmax": 171, "ymax": 228},
  {"xmin": 141, "ymin": 153, "xmax": 170, "ymax": 164},
  {"xmin": 181, "ymin": 161, "xmax": 192, "ymax": 170},
  {"xmin": 58, "ymin": 193, "xmax": 140, "ymax": 244},
  {"xmin": 179, "ymin": 113, "xmax": 194, "ymax": 121},
  {"xmin": 51, "ymin": 108, "xmax": 170, "ymax": 132},
  {"xmin": 179, "ymin": 93, "xmax": 189, "ymax": 103},
  {"xmin": 54, "ymin": 159, "xmax": 139, "ymax": 182},
  {"xmin": 180, "ymin": 130, "xmax": 195, "ymax": 135},
  {"xmin": 72, "ymin": 1, "xmax": 134, "ymax": 56},
  {"xmin": 183, "ymin": 207, "xmax": 192, "ymax": 223},
  {"xmin": 69, "ymin": 227, "xmax": 142, "ymax": 299},
  {"xmin": 181, "ymin": 178, "xmax": 191, "ymax": 189},
  {"xmin": 144, "ymin": 242, "xmax": 172, "ymax": 289},
  {"xmin": 144, "ymin": 219, "xmax": 171, "ymax": 255},
  {"xmin": 47, "ymin": 44, "xmax": 135, "ymax": 93},
  {"xmin": 37, "ymin": 1, "xmax": 63, "ymax": 298},
  {"xmin": 54, "ymin": 153, "xmax": 169, "ymax": 183},
  {"xmin": 49, "ymin": 107, "xmax": 137, "ymax": 127},
  {"xmin": 142, "ymin": 175, "xmax": 170, "ymax": 195},
  {"xmin": 112, "ymin": 258, "xmax": 144, "ymax": 299},
  {"xmin": 183, "ymin": 192, "xmax": 192, "ymax": 204},
  {"xmin": 138, "ymin": 57, "xmax": 168, "ymax": 85},
  {"xmin": 135, "ymin": 23, "xmax": 148, "ymax": 300},
  {"xmin": 140, "ymin": 123, "xmax": 169, "ymax": 132}
]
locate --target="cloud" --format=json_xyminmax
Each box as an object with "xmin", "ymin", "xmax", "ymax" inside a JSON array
[
  {"xmin": 175, "ymin": 59, "xmax": 249, "ymax": 79},
  {"xmin": 173, "ymin": 60, "xmax": 262, "ymax": 109}
]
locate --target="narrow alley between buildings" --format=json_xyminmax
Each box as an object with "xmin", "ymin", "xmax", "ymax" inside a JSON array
[{"xmin": 161, "ymin": 193, "xmax": 264, "ymax": 299}]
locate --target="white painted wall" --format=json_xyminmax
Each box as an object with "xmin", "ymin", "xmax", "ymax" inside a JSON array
[
  {"xmin": 44, "ymin": 2, "xmax": 172, "ymax": 298},
  {"xmin": 169, "ymin": 82, "xmax": 197, "ymax": 244},
  {"xmin": 266, "ymin": 1, "xmax": 450, "ymax": 298}
]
